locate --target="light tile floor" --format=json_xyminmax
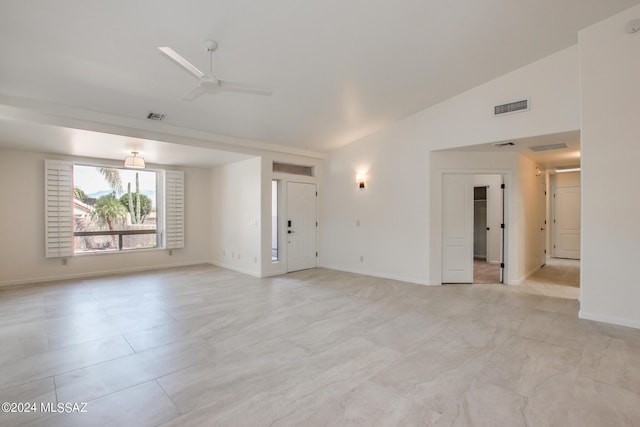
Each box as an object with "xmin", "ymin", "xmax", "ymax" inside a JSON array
[{"xmin": 0, "ymin": 264, "xmax": 638, "ymax": 426}]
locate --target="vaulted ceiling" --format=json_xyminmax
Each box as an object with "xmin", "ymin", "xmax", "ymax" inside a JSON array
[{"xmin": 1, "ymin": 0, "xmax": 638, "ymax": 160}]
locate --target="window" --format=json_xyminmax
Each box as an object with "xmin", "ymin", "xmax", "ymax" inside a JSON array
[
  {"xmin": 73, "ymin": 165, "xmax": 158, "ymax": 253},
  {"xmin": 272, "ymin": 162, "xmax": 314, "ymax": 176},
  {"xmin": 272, "ymin": 180, "xmax": 279, "ymax": 262},
  {"xmin": 44, "ymin": 160, "xmax": 184, "ymax": 257}
]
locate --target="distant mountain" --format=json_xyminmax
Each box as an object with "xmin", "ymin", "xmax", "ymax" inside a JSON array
[{"xmin": 87, "ymin": 190, "xmax": 114, "ymax": 199}]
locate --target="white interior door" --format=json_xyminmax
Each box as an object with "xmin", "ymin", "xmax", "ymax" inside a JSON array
[
  {"xmin": 554, "ymin": 186, "xmax": 581, "ymax": 259},
  {"xmin": 287, "ymin": 182, "xmax": 317, "ymax": 272},
  {"xmin": 442, "ymin": 174, "xmax": 473, "ymax": 283}
]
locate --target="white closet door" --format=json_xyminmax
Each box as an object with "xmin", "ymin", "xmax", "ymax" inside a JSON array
[{"xmin": 442, "ymin": 174, "xmax": 473, "ymax": 283}]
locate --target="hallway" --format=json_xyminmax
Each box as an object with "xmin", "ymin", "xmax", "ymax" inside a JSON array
[
  {"xmin": 472, "ymin": 257, "xmax": 580, "ymax": 300},
  {"xmin": 520, "ymin": 258, "xmax": 580, "ymax": 300}
]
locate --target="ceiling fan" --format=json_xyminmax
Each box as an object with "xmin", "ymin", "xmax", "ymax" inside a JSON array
[{"xmin": 159, "ymin": 40, "xmax": 272, "ymax": 101}]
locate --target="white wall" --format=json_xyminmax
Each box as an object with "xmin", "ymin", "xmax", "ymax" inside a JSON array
[
  {"xmin": 321, "ymin": 46, "xmax": 579, "ymax": 285},
  {"xmin": 320, "ymin": 131, "xmax": 431, "ymax": 284},
  {"xmin": 579, "ymin": 5, "xmax": 640, "ymax": 328},
  {"xmin": 210, "ymin": 157, "xmax": 262, "ymax": 276},
  {"xmin": 518, "ymin": 155, "xmax": 546, "ymax": 279},
  {"xmin": 473, "ymin": 174, "xmax": 502, "ymax": 264},
  {"xmin": 0, "ymin": 149, "xmax": 211, "ymax": 285}
]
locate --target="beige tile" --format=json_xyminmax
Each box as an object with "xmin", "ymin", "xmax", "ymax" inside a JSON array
[
  {"xmin": 274, "ymin": 381, "xmax": 432, "ymax": 427},
  {"xmin": 478, "ymin": 335, "xmax": 579, "ymax": 426},
  {"xmin": 0, "ymin": 378, "xmax": 56, "ymax": 426},
  {"xmin": 122, "ymin": 314, "xmax": 235, "ymax": 352},
  {"xmin": 567, "ymin": 377, "xmax": 640, "ymax": 427},
  {"xmin": 1, "ymin": 263, "xmax": 637, "ymax": 426},
  {"xmin": 578, "ymin": 330, "xmax": 640, "ymax": 395},
  {"xmin": 517, "ymin": 310, "xmax": 588, "ymax": 349},
  {"xmin": 455, "ymin": 382, "xmax": 528, "ymax": 427},
  {"xmin": 55, "ymin": 337, "xmax": 213, "ymax": 403},
  {"xmin": 0, "ymin": 336, "xmax": 133, "ymax": 389},
  {"xmin": 479, "ymin": 335, "xmax": 580, "ymax": 396},
  {"xmin": 31, "ymin": 381, "xmax": 179, "ymax": 427},
  {"xmin": 157, "ymin": 337, "xmax": 310, "ymax": 413},
  {"xmin": 364, "ymin": 311, "xmax": 448, "ymax": 353}
]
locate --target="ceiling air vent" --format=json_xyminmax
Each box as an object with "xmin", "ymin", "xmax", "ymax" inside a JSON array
[
  {"xmin": 529, "ymin": 143, "xmax": 567, "ymax": 152},
  {"xmin": 494, "ymin": 141, "xmax": 515, "ymax": 147},
  {"xmin": 146, "ymin": 112, "xmax": 166, "ymax": 121},
  {"xmin": 494, "ymin": 99, "xmax": 529, "ymax": 116}
]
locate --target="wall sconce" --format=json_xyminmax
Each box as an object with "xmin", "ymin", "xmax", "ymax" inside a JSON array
[
  {"xmin": 536, "ymin": 167, "xmax": 541, "ymax": 176},
  {"xmin": 356, "ymin": 171, "xmax": 367, "ymax": 190},
  {"xmin": 124, "ymin": 151, "xmax": 146, "ymax": 169}
]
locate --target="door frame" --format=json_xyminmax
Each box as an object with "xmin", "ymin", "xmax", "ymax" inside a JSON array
[{"xmin": 435, "ymin": 170, "xmax": 511, "ymax": 285}]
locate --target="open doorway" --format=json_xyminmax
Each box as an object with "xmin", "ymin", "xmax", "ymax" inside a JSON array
[
  {"xmin": 435, "ymin": 130, "xmax": 580, "ymax": 290},
  {"xmin": 473, "ymin": 175, "xmax": 503, "ymax": 284},
  {"xmin": 442, "ymin": 173, "xmax": 505, "ymax": 284}
]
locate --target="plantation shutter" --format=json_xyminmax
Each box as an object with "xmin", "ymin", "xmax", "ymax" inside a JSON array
[
  {"xmin": 45, "ymin": 160, "xmax": 74, "ymax": 258},
  {"xmin": 165, "ymin": 170, "xmax": 184, "ymax": 249}
]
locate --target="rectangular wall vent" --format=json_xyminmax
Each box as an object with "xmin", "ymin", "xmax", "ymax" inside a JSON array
[
  {"xmin": 529, "ymin": 143, "xmax": 567, "ymax": 152},
  {"xmin": 494, "ymin": 99, "xmax": 529, "ymax": 116}
]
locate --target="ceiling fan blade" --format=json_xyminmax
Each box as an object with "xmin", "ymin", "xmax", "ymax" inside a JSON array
[
  {"xmin": 182, "ymin": 85, "xmax": 206, "ymax": 101},
  {"xmin": 158, "ymin": 47, "xmax": 205, "ymax": 79},
  {"xmin": 219, "ymin": 79, "xmax": 273, "ymax": 96}
]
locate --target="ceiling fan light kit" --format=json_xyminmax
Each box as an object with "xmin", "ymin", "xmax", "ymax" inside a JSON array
[{"xmin": 159, "ymin": 40, "xmax": 272, "ymax": 101}]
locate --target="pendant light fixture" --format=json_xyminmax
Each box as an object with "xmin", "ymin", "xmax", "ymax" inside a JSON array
[{"xmin": 124, "ymin": 151, "xmax": 146, "ymax": 169}]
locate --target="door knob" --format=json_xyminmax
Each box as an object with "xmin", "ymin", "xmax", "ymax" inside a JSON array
[{"xmin": 288, "ymin": 230, "xmax": 294, "ymax": 234}]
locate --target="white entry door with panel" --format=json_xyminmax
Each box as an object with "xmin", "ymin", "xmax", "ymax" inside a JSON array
[
  {"xmin": 287, "ymin": 182, "xmax": 317, "ymax": 272},
  {"xmin": 442, "ymin": 174, "xmax": 473, "ymax": 283}
]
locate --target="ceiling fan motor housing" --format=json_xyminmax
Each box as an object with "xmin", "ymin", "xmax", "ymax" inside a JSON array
[{"xmin": 200, "ymin": 77, "xmax": 220, "ymax": 90}]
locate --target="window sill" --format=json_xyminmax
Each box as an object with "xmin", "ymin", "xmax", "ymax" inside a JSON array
[{"xmin": 72, "ymin": 247, "xmax": 167, "ymax": 258}]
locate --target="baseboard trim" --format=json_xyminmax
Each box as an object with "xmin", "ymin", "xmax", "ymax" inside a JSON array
[
  {"xmin": 0, "ymin": 260, "xmax": 212, "ymax": 288},
  {"xmin": 579, "ymin": 310, "xmax": 640, "ymax": 330},
  {"xmin": 210, "ymin": 261, "xmax": 261, "ymax": 278},
  {"xmin": 319, "ymin": 264, "xmax": 434, "ymax": 286},
  {"xmin": 507, "ymin": 264, "xmax": 543, "ymax": 286}
]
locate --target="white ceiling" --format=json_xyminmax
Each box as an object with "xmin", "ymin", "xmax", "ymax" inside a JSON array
[
  {"xmin": 0, "ymin": 117, "xmax": 251, "ymax": 167},
  {"xmin": 445, "ymin": 130, "xmax": 581, "ymax": 169},
  {"xmin": 0, "ymin": 0, "xmax": 638, "ymax": 159}
]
